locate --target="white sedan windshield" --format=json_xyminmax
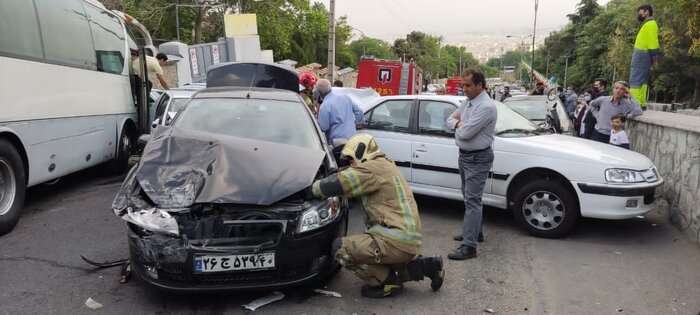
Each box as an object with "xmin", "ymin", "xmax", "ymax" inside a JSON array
[
  {"xmin": 173, "ymin": 98, "xmax": 322, "ymax": 150},
  {"xmin": 495, "ymin": 102, "xmax": 542, "ymax": 136}
]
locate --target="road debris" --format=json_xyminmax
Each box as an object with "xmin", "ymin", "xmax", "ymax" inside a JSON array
[
  {"xmin": 484, "ymin": 308, "xmax": 495, "ymax": 313},
  {"xmin": 243, "ymin": 291, "xmax": 285, "ymax": 311},
  {"xmin": 313, "ymin": 289, "xmax": 342, "ymax": 298},
  {"xmin": 635, "ymin": 215, "xmax": 644, "ymax": 219},
  {"xmin": 80, "ymin": 255, "xmax": 128, "ymax": 268},
  {"xmin": 617, "ymin": 308, "xmax": 624, "ymax": 312},
  {"xmin": 120, "ymin": 262, "xmax": 131, "ymax": 284},
  {"xmin": 651, "ymin": 223, "xmax": 658, "ymax": 227},
  {"xmin": 84, "ymin": 297, "xmax": 103, "ymax": 310},
  {"xmin": 614, "ymin": 251, "xmax": 623, "ymax": 255}
]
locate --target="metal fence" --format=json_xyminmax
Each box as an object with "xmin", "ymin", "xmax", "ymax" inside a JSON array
[{"xmin": 187, "ymin": 40, "xmax": 228, "ymax": 83}]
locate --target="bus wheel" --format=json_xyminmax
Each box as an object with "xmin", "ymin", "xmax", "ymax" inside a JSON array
[
  {"xmin": 110, "ymin": 128, "xmax": 135, "ymax": 174},
  {"xmin": 0, "ymin": 139, "xmax": 26, "ymax": 236}
]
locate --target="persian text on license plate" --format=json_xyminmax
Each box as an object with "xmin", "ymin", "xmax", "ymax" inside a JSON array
[{"xmin": 193, "ymin": 252, "xmax": 275, "ymax": 273}]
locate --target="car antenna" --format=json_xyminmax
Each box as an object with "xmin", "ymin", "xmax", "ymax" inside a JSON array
[{"xmin": 246, "ymin": 73, "xmax": 256, "ymax": 99}]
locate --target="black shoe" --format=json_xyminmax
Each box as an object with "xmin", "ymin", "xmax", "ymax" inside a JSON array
[
  {"xmin": 448, "ymin": 245, "xmax": 477, "ymax": 260},
  {"xmin": 424, "ymin": 256, "xmax": 444, "ymax": 291},
  {"xmin": 452, "ymin": 232, "xmax": 484, "ymax": 242},
  {"xmin": 360, "ymin": 272, "xmax": 403, "ymax": 298}
]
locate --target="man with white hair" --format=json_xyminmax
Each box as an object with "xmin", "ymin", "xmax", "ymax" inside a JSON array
[{"xmin": 316, "ymin": 79, "xmax": 365, "ymax": 144}]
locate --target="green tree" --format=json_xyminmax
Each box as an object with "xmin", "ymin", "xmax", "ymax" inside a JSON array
[{"xmin": 349, "ymin": 37, "xmax": 395, "ymax": 61}]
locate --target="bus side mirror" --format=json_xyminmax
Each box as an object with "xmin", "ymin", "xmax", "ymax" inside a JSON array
[{"xmin": 138, "ymin": 134, "xmax": 151, "ymax": 150}]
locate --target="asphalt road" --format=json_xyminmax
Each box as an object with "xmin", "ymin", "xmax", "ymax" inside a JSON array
[{"xmin": 1, "ymin": 167, "xmax": 699, "ymax": 315}]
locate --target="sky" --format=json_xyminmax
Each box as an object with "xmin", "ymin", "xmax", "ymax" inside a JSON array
[{"xmin": 316, "ymin": 0, "xmax": 612, "ymax": 42}]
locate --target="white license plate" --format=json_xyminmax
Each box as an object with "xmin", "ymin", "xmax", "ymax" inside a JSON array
[{"xmin": 193, "ymin": 252, "xmax": 275, "ymax": 273}]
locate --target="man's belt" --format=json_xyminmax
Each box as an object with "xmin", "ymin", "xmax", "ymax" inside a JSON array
[{"xmin": 459, "ymin": 146, "xmax": 491, "ymax": 154}]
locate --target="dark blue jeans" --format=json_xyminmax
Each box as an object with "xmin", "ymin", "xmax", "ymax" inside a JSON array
[{"xmin": 458, "ymin": 148, "xmax": 494, "ymax": 248}]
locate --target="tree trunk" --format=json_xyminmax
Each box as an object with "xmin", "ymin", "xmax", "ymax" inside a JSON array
[{"xmin": 194, "ymin": 7, "xmax": 205, "ymax": 44}]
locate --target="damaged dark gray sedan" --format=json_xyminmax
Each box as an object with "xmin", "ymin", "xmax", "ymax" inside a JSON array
[{"xmin": 112, "ymin": 86, "xmax": 348, "ymax": 291}]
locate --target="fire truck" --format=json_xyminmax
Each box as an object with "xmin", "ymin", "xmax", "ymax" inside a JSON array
[
  {"xmin": 445, "ymin": 76, "xmax": 462, "ymax": 95},
  {"xmin": 356, "ymin": 57, "xmax": 422, "ymax": 96}
]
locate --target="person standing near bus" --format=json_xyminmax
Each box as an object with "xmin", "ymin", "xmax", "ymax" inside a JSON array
[{"xmin": 132, "ymin": 51, "xmax": 170, "ymax": 91}]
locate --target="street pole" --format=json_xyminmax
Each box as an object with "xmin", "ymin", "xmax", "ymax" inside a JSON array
[
  {"xmin": 545, "ymin": 55, "xmax": 549, "ymax": 78},
  {"xmin": 564, "ymin": 55, "xmax": 569, "ymax": 88},
  {"xmin": 327, "ymin": 0, "xmax": 336, "ymax": 81},
  {"xmin": 176, "ymin": 3, "xmax": 180, "ymax": 42},
  {"xmin": 532, "ymin": 0, "xmax": 538, "ymax": 82}
]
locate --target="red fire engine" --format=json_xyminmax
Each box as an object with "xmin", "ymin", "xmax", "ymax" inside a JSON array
[
  {"xmin": 356, "ymin": 57, "xmax": 422, "ymax": 96},
  {"xmin": 445, "ymin": 76, "xmax": 462, "ymax": 95}
]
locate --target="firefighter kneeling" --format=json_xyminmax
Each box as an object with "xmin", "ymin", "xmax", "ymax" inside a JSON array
[{"xmin": 310, "ymin": 134, "xmax": 444, "ymax": 298}]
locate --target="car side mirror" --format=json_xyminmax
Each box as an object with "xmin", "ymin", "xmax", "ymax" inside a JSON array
[{"xmin": 138, "ymin": 134, "xmax": 151, "ymax": 150}]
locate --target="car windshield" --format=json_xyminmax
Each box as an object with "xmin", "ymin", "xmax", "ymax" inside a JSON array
[
  {"xmin": 173, "ymin": 98, "xmax": 322, "ymax": 150},
  {"xmin": 169, "ymin": 98, "xmax": 190, "ymax": 112},
  {"xmin": 503, "ymin": 98, "xmax": 549, "ymax": 120},
  {"xmin": 494, "ymin": 102, "xmax": 542, "ymax": 137}
]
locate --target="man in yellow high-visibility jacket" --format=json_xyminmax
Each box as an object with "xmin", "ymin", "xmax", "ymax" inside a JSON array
[{"xmin": 629, "ymin": 4, "xmax": 659, "ymax": 109}]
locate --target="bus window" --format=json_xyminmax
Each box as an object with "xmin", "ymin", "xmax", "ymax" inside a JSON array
[
  {"xmin": 84, "ymin": 4, "xmax": 126, "ymax": 75},
  {"xmin": 34, "ymin": 0, "xmax": 96, "ymax": 69},
  {"xmin": 0, "ymin": 1, "xmax": 43, "ymax": 59}
]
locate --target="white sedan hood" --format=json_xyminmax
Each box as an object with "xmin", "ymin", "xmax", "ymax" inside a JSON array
[{"xmin": 499, "ymin": 134, "xmax": 654, "ymax": 170}]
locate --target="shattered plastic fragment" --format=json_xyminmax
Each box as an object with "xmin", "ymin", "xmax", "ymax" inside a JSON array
[
  {"xmin": 121, "ymin": 207, "xmax": 179, "ymax": 236},
  {"xmin": 484, "ymin": 308, "xmax": 495, "ymax": 313},
  {"xmin": 313, "ymin": 289, "xmax": 342, "ymax": 298},
  {"xmin": 242, "ymin": 291, "xmax": 285, "ymax": 311},
  {"xmin": 85, "ymin": 297, "xmax": 103, "ymax": 310}
]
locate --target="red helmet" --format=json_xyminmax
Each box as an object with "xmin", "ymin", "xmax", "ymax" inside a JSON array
[{"xmin": 299, "ymin": 72, "xmax": 317, "ymax": 88}]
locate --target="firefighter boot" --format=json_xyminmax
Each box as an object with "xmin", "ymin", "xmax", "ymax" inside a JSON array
[
  {"xmin": 407, "ymin": 256, "xmax": 445, "ymax": 291},
  {"xmin": 360, "ymin": 271, "xmax": 403, "ymax": 298}
]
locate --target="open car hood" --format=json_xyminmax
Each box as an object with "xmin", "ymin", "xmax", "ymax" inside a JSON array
[{"xmin": 135, "ymin": 126, "xmax": 325, "ymax": 208}]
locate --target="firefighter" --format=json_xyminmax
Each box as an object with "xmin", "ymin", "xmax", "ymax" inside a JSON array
[
  {"xmin": 299, "ymin": 72, "xmax": 318, "ymax": 116},
  {"xmin": 310, "ymin": 134, "xmax": 444, "ymax": 298}
]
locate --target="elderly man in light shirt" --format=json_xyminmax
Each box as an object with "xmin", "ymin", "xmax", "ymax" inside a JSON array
[
  {"xmin": 589, "ymin": 80, "xmax": 643, "ymax": 143},
  {"xmin": 316, "ymin": 79, "xmax": 365, "ymax": 145}
]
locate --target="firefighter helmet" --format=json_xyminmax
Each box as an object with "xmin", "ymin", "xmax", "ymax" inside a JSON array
[
  {"xmin": 299, "ymin": 72, "xmax": 317, "ymax": 88},
  {"xmin": 341, "ymin": 134, "xmax": 382, "ymax": 164}
]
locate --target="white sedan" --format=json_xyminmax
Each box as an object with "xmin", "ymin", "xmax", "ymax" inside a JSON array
[{"xmin": 358, "ymin": 95, "xmax": 663, "ymax": 237}]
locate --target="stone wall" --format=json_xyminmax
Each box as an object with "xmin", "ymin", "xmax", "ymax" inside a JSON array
[{"xmin": 627, "ymin": 111, "xmax": 700, "ymax": 244}]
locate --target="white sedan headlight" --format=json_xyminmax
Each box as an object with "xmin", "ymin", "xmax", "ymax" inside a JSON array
[
  {"xmin": 298, "ymin": 197, "xmax": 341, "ymax": 233},
  {"xmin": 605, "ymin": 169, "xmax": 646, "ymax": 183}
]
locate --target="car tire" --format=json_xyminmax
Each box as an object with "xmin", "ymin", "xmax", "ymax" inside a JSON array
[
  {"xmin": 513, "ymin": 179, "xmax": 578, "ymax": 238},
  {"xmin": 109, "ymin": 127, "xmax": 134, "ymax": 174},
  {"xmin": 0, "ymin": 139, "xmax": 26, "ymax": 236}
]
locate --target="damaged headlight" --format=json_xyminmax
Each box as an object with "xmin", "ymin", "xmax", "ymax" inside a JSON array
[
  {"xmin": 297, "ymin": 197, "xmax": 341, "ymax": 234},
  {"xmin": 114, "ymin": 207, "xmax": 179, "ymax": 237},
  {"xmin": 605, "ymin": 168, "xmax": 646, "ymax": 183}
]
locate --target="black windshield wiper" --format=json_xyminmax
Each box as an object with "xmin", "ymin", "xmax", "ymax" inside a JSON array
[{"xmin": 496, "ymin": 128, "xmax": 539, "ymax": 136}]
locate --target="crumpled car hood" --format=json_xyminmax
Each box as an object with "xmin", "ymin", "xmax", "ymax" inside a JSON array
[{"xmin": 134, "ymin": 126, "xmax": 325, "ymax": 208}]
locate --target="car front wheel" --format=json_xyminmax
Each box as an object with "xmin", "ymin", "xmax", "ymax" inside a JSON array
[{"xmin": 513, "ymin": 179, "xmax": 578, "ymax": 238}]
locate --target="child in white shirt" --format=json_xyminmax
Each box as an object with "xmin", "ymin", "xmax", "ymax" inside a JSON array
[{"xmin": 609, "ymin": 114, "xmax": 630, "ymax": 149}]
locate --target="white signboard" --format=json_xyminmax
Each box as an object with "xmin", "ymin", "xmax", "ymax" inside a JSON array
[
  {"xmin": 189, "ymin": 48, "xmax": 199, "ymax": 75},
  {"xmin": 212, "ymin": 45, "xmax": 220, "ymax": 64}
]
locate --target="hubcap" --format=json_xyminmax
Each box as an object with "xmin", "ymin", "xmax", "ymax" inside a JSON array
[
  {"xmin": 522, "ymin": 191, "xmax": 565, "ymax": 231},
  {"xmin": 0, "ymin": 158, "xmax": 17, "ymax": 216},
  {"xmin": 121, "ymin": 133, "xmax": 132, "ymax": 158}
]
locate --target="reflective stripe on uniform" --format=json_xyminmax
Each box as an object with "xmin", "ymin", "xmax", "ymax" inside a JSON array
[
  {"xmin": 344, "ymin": 169, "xmax": 363, "ymax": 196},
  {"xmin": 392, "ymin": 176, "xmax": 417, "ymax": 233},
  {"xmin": 368, "ymin": 225, "xmax": 422, "ymax": 245}
]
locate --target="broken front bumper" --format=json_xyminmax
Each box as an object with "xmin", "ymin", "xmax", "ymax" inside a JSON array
[{"xmin": 127, "ymin": 213, "xmax": 347, "ymax": 292}]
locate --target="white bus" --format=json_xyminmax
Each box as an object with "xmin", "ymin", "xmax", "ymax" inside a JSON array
[{"xmin": 0, "ymin": 0, "xmax": 154, "ymax": 235}]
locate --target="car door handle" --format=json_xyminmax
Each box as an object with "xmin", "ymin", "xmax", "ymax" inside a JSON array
[{"xmin": 415, "ymin": 145, "xmax": 427, "ymax": 152}]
